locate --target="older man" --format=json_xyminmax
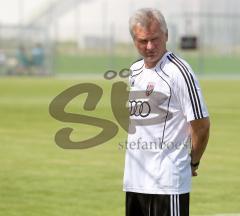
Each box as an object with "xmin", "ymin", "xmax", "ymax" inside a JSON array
[{"xmin": 123, "ymin": 8, "xmax": 210, "ymax": 216}]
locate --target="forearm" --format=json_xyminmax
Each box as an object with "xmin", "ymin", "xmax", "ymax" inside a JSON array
[{"xmin": 190, "ymin": 118, "xmax": 210, "ymax": 164}]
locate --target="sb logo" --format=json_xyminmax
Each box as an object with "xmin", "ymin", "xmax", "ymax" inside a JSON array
[{"xmin": 49, "ymin": 69, "xmax": 172, "ymax": 149}]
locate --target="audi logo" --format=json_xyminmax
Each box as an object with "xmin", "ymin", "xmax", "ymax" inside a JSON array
[{"xmin": 129, "ymin": 100, "xmax": 151, "ymax": 117}]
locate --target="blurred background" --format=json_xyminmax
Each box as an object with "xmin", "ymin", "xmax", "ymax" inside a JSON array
[
  {"xmin": 0, "ymin": 1, "xmax": 240, "ymax": 216},
  {"xmin": 0, "ymin": 0, "xmax": 239, "ymax": 75}
]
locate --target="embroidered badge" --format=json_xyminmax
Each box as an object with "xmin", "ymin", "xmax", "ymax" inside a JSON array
[{"xmin": 146, "ymin": 82, "xmax": 155, "ymax": 96}]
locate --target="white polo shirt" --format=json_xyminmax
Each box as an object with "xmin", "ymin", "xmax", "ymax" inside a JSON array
[{"xmin": 123, "ymin": 51, "xmax": 209, "ymax": 194}]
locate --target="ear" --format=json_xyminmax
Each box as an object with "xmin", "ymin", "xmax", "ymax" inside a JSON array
[{"xmin": 165, "ymin": 29, "xmax": 168, "ymax": 41}]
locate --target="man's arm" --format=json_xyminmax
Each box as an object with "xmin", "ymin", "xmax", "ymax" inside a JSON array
[{"xmin": 190, "ymin": 117, "xmax": 210, "ymax": 176}]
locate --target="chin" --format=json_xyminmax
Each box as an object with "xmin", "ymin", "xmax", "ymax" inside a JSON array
[{"xmin": 145, "ymin": 57, "xmax": 158, "ymax": 63}]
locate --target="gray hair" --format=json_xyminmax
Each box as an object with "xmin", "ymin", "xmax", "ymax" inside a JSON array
[{"xmin": 129, "ymin": 8, "xmax": 168, "ymax": 38}]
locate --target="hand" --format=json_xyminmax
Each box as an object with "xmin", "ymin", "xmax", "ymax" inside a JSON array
[
  {"xmin": 191, "ymin": 166, "xmax": 198, "ymax": 177},
  {"xmin": 190, "ymin": 161, "xmax": 200, "ymax": 177}
]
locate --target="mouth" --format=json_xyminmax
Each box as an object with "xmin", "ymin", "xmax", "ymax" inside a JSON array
[{"xmin": 146, "ymin": 52, "xmax": 156, "ymax": 58}]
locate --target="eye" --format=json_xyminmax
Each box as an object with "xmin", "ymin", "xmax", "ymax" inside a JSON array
[
  {"xmin": 139, "ymin": 39, "xmax": 147, "ymax": 44},
  {"xmin": 152, "ymin": 37, "xmax": 159, "ymax": 42}
]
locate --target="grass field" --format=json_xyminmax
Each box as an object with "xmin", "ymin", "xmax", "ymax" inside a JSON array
[
  {"xmin": 0, "ymin": 76, "xmax": 240, "ymax": 216},
  {"xmin": 54, "ymin": 53, "xmax": 240, "ymax": 74}
]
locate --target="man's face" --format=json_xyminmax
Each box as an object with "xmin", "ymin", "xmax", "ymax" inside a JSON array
[{"xmin": 132, "ymin": 20, "xmax": 168, "ymax": 68}]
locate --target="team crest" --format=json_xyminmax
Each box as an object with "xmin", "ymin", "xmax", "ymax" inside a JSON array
[{"xmin": 146, "ymin": 82, "xmax": 155, "ymax": 96}]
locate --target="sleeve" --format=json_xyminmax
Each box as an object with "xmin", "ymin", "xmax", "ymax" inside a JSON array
[{"xmin": 173, "ymin": 64, "xmax": 209, "ymax": 122}]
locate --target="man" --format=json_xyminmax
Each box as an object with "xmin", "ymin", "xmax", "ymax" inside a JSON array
[{"xmin": 123, "ymin": 8, "xmax": 210, "ymax": 216}]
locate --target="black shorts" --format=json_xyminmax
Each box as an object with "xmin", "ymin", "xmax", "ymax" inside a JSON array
[{"xmin": 126, "ymin": 192, "xmax": 189, "ymax": 216}]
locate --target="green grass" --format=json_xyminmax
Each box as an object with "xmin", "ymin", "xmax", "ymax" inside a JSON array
[
  {"xmin": 0, "ymin": 77, "xmax": 240, "ymax": 216},
  {"xmin": 54, "ymin": 54, "xmax": 137, "ymax": 74},
  {"xmin": 54, "ymin": 53, "xmax": 240, "ymax": 74},
  {"xmin": 183, "ymin": 54, "xmax": 240, "ymax": 74}
]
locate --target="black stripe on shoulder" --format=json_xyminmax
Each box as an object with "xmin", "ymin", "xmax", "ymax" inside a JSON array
[
  {"xmin": 171, "ymin": 53, "xmax": 203, "ymax": 118},
  {"xmin": 167, "ymin": 55, "xmax": 198, "ymax": 119}
]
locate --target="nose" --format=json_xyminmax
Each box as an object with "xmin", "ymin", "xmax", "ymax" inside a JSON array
[{"xmin": 146, "ymin": 41, "xmax": 154, "ymax": 50}]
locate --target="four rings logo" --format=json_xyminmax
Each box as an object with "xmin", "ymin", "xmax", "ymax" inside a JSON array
[{"xmin": 129, "ymin": 100, "xmax": 151, "ymax": 117}]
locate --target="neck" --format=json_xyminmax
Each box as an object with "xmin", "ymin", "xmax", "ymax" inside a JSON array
[{"xmin": 144, "ymin": 61, "xmax": 159, "ymax": 69}]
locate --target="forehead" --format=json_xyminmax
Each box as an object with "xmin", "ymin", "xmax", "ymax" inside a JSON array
[{"xmin": 133, "ymin": 21, "xmax": 162, "ymax": 39}]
